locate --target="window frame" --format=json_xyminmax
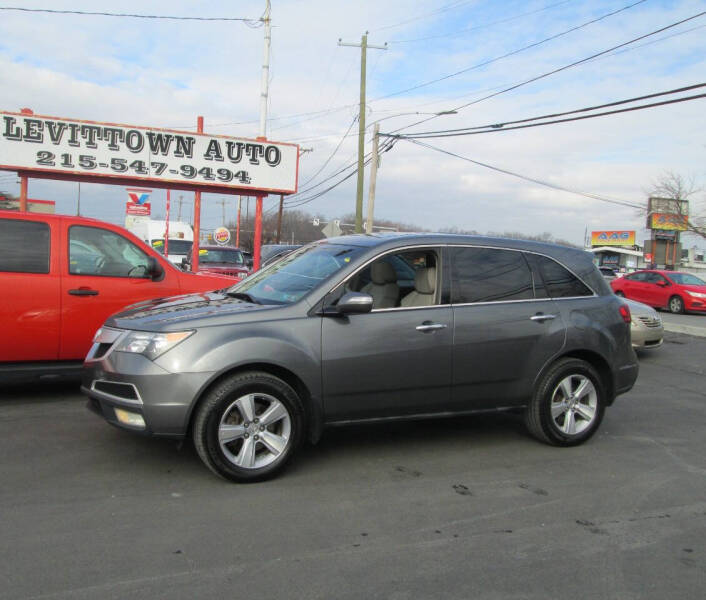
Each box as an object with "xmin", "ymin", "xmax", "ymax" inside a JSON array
[
  {"xmin": 448, "ymin": 245, "xmax": 597, "ymax": 306},
  {"xmin": 325, "ymin": 244, "xmax": 447, "ymax": 313},
  {"xmin": 68, "ymin": 224, "xmax": 152, "ymax": 279}
]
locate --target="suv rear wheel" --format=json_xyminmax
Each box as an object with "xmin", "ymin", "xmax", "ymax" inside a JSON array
[
  {"xmin": 525, "ymin": 358, "xmax": 606, "ymax": 446},
  {"xmin": 193, "ymin": 371, "xmax": 304, "ymax": 482}
]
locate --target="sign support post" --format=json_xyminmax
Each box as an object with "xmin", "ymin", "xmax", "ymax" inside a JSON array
[
  {"xmin": 164, "ymin": 189, "xmax": 170, "ymax": 258},
  {"xmin": 254, "ymin": 195, "xmax": 263, "ymax": 270},
  {"xmin": 236, "ymin": 196, "xmax": 241, "ymax": 248},
  {"xmin": 192, "ymin": 116, "xmax": 203, "ymax": 272}
]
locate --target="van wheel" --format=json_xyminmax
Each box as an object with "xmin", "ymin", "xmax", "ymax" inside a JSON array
[
  {"xmin": 668, "ymin": 295, "xmax": 684, "ymax": 314},
  {"xmin": 193, "ymin": 371, "xmax": 304, "ymax": 482},
  {"xmin": 525, "ymin": 358, "xmax": 606, "ymax": 447}
]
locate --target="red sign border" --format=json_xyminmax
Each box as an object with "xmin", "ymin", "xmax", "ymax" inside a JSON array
[{"xmin": 0, "ymin": 110, "xmax": 300, "ymax": 196}]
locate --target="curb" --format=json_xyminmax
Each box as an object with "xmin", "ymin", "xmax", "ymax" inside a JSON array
[{"xmin": 663, "ymin": 324, "xmax": 706, "ymax": 338}]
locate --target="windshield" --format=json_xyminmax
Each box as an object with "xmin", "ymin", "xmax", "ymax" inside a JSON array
[
  {"xmin": 228, "ymin": 243, "xmax": 364, "ymax": 305},
  {"xmin": 151, "ymin": 239, "xmax": 193, "ymax": 255},
  {"xmin": 669, "ymin": 272, "xmax": 706, "ymax": 286},
  {"xmin": 198, "ymin": 248, "xmax": 244, "ymax": 264}
]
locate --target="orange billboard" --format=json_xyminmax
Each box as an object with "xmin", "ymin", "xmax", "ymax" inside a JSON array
[
  {"xmin": 591, "ymin": 230, "xmax": 636, "ymax": 246},
  {"xmin": 649, "ymin": 213, "xmax": 688, "ymax": 231}
]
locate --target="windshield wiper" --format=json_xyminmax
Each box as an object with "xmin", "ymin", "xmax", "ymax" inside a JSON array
[{"xmin": 225, "ymin": 291, "xmax": 261, "ymax": 304}]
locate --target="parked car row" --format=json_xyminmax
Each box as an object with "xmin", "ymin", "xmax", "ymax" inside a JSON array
[{"xmin": 610, "ymin": 269, "xmax": 706, "ymax": 314}]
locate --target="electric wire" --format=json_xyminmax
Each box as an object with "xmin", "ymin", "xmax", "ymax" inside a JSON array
[
  {"xmin": 389, "ymin": 0, "xmax": 574, "ymax": 43},
  {"xmin": 403, "ymin": 138, "xmax": 643, "ymax": 209},
  {"xmin": 0, "ymin": 6, "xmax": 262, "ymax": 24},
  {"xmin": 384, "ymin": 83, "xmax": 706, "ymax": 138},
  {"xmin": 371, "ymin": 0, "xmax": 479, "ymax": 33},
  {"xmin": 371, "ymin": 0, "xmax": 650, "ymax": 102},
  {"xmin": 389, "ymin": 9, "xmax": 706, "ymax": 135},
  {"xmin": 298, "ymin": 116, "xmax": 358, "ymax": 188}
]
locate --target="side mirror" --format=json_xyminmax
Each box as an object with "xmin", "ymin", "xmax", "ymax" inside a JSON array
[
  {"xmin": 656, "ymin": 280, "xmax": 668, "ymax": 287},
  {"xmin": 336, "ymin": 292, "xmax": 373, "ymax": 315},
  {"xmin": 147, "ymin": 256, "xmax": 165, "ymax": 281}
]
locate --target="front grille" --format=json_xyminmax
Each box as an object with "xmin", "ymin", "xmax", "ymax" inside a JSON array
[
  {"xmin": 637, "ymin": 316, "xmax": 662, "ymax": 328},
  {"xmin": 93, "ymin": 380, "xmax": 140, "ymax": 401}
]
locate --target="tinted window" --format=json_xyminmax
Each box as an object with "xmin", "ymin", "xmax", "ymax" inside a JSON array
[
  {"xmin": 644, "ymin": 272, "xmax": 666, "ymax": 284},
  {"xmin": 535, "ymin": 255, "xmax": 592, "ymax": 298},
  {"xmin": 625, "ymin": 272, "xmax": 647, "ymax": 282},
  {"xmin": 0, "ymin": 219, "xmax": 50, "ymax": 274},
  {"xmin": 669, "ymin": 272, "xmax": 706, "ymax": 286},
  {"xmin": 450, "ymin": 247, "xmax": 533, "ymax": 303},
  {"xmin": 70, "ymin": 226, "xmax": 150, "ymax": 277}
]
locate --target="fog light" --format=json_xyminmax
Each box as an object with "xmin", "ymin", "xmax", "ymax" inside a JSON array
[{"xmin": 114, "ymin": 407, "xmax": 146, "ymax": 429}]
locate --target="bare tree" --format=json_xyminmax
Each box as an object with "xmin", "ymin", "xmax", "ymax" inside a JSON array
[{"xmin": 646, "ymin": 171, "xmax": 705, "ymax": 239}]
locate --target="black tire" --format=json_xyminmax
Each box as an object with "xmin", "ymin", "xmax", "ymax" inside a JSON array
[
  {"xmin": 614, "ymin": 291, "xmax": 625, "ymax": 298},
  {"xmin": 193, "ymin": 371, "xmax": 304, "ymax": 482},
  {"xmin": 525, "ymin": 358, "xmax": 606, "ymax": 447},
  {"xmin": 668, "ymin": 295, "xmax": 684, "ymax": 314}
]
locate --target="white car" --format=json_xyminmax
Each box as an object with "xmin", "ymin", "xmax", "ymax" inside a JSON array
[{"xmin": 624, "ymin": 298, "xmax": 663, "ymax": 349}]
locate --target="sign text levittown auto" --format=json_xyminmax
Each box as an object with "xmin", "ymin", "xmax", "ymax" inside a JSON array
[{"xmin": 0, "ymin": 111, "xmax": 299, "ymax": 194}]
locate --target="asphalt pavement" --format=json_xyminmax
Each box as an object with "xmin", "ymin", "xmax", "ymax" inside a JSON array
[
  {"xmin": 660, "ymin": 310, "xmax": 706, "ymax": 337},
  {"xmin": 0, "ymin": 333, "xmax": 704, "ymax": 600}
]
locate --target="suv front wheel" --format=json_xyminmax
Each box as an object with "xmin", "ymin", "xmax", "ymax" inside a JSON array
[
  {"xmin": 525, "ymin": 358, "xmax": 606, "ymax": 446},
  {"xmin": 193, "ymin": 371, "xmax": 304, "ymax": 482}
]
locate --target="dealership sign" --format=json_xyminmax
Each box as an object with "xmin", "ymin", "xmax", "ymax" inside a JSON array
[
  {"xmin": 591, "ymin": 230, "xmax": 635, "ymax": 246},
  {"xmin": 0, "ymin": 111, "xmax": 299, "ymax": 194}
]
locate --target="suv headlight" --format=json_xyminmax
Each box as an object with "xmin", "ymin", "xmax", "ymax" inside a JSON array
[
  {"xmin": 114, "ymin": 330, "xmax": 194, "ymax": 360},
  {"xmin": 685, "ymin": 290, "xmax": 706, "ymax": 299}
]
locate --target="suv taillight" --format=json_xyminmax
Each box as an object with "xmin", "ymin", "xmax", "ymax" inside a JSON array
[{"xmin": 619, "ymin": 304, "xmax": 631, "ymax": 323}]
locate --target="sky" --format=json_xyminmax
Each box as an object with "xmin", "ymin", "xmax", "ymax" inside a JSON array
[{"xmin": 0, "ymin": 0, "xmax": 705, "ymax": 247}]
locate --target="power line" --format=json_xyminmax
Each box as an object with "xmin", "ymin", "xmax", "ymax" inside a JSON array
[
  {"xmin": 390, "ymin": 9, "xmax": 706, "ymax": 135},
  {"xmin": 402, "ymin": 139, "xmax": 643, "ymax": 209},
  {"xmin": 389, "ymin": 0, "xmax": 574, "ymax": 43},
  {"xmin": 0, "ymin": 6, "xmax": 262, "ymax": 24},
  {"xmin": 371, "ymin": 0, "xmax": 478, "ymax": 33},
  {"xmin": 298, "ymin": 116, "xmax": 358, "ymax": 188},
  {"xmin": 372, "ymin": 0, "xmax": 648, "ymax": 102},
  {"xmin": 385, "ymin": 83, "xmax": 706, "ymax": 138}
]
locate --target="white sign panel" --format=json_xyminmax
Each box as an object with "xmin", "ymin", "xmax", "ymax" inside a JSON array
[{"xmin": 0, "ymin": 111, "xmax": 299, "ymax": 194}]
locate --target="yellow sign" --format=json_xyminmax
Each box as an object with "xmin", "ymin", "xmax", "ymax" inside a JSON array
[
  {"xmin": 591, "ymin": 231, "xmax": 635, "ymax": 246},
  {"xmin": 650, "ymin": 213, "xmax": 688, "ymax": 231}
]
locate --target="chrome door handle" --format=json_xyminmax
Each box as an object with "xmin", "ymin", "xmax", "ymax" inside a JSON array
[
  {"xmin": 530, "ymin": 314, "xmax": 556, "ymax": 322},
  {"xmin": 416, "ymin": 323, "xmax": 448, "ymax": 332}
]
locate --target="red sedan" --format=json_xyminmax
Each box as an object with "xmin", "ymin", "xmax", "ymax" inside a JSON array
[{"xmin": 611, "ymin": 269, "xmax": 706, "ymax": 314}]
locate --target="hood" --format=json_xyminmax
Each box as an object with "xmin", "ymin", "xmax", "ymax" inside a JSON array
[
  {"xmin": 199, "ymin": 263, "xmax": 249, "ymax": 275},
  {"xmin": 107, "ymin": 291, "xmax": 273, "ymax": 330}
]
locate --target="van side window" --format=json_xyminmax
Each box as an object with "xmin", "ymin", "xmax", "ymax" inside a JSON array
[
  {"xmin": 69, "ymin": 226, "xmax": 150, "ymax": 278},
  {"xmin": 0, "ymin": 219, "xmax": 50, "ymax": 274},
  {"xmin": 534, "ymin": 254, "xmax": 593, "ymax": 298},
  {"xmin": 450, "ymin": 247, "xmax": 533, "ymax": 303}
]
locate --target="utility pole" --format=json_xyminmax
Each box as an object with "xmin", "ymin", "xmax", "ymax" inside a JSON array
[
  {"xmin": 216, "ymin": 197, "xmax": 228, "ymax": 225},
  {"xmin": 339, "ymin": 33, "xmax": 386, "ymax": 233},
  {"xmin": 366, "ymin": 123, "xmax": 380, "ymax": 234},
  {"xmin": 276, "ymin": 194, "xmax": 284, "ymax": 243},
  {"xmin": 177, "ymin": 195, "xmax": 184, "ymax": 222},
  {"xmin": 253, "ymin": 0, "xmax": 271, "ymax": 271},
  {"xmin": 236, "ymin": 196, "xmax": 242, "ymax": 248}
]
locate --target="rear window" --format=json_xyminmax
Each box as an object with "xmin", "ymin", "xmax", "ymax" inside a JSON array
[
  {"xmin": 0, "ymin": 219, "xmax": 50, "ymax": 274},
  {"xmin": 534, "ymin": 254, "xmax": 593, "ymax": 298}
]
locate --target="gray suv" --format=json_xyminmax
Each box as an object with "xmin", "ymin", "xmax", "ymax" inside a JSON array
[{"xmin": 82, "ymin": 234, "xmax": 639, "ymax": 482}]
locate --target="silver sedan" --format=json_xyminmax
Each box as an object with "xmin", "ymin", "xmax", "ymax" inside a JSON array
[{"xmin": 625, "ymin": 298, "xmax": 663, "ymax": 349}]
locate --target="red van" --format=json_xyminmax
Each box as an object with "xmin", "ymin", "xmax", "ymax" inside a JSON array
[{"xmin": 0, "ymin": 211, "xmax": 235, "ymax": 382}]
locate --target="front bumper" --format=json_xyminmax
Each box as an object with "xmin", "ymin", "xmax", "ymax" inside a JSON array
[
  {"xmin": 630, "ymin": 323, "xmax": 664, "ymax": 349},
  {"xmin": 82, "ymin": 350, "xmax": 213, "ymax": 437}
]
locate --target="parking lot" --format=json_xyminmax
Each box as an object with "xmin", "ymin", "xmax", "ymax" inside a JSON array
[{"xmin": 1, "ymin": 331, "xmax": 704, "ymax": 600}]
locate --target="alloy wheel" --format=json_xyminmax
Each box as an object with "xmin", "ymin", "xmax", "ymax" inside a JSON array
[
  {"xmin": 218, "ymin": 393, "xmax": 292, "ymax": 469},
  {"xmin": 549, "ymin": 374, "xmax": 598, "ymax": 436}
]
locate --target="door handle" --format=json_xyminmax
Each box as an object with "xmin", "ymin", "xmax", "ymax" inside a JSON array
[
  {"xmin": 530, "ymin": 313, "xmax": 556, "ymax": 322},
  {"xmin": 68, "ymin": 288, "xmax": 99, "ymax": 296},
  {"xmin": 416, "ymin": 322, "xmax": 448, "ymax": 332}
]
